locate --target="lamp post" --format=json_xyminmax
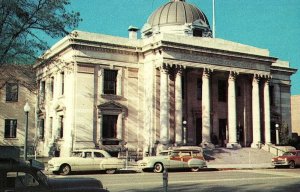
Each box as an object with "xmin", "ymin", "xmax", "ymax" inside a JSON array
[
  {"xmin": 24, "ymin": 102, "xmax": 30, "ymax": 161},
  {"xmin": 183, "ymin": 121, "xmax": 187, "ymax": 145},
  {"xmin": 275, "ymin": 123, "xmax": 280, "ymax": 145}
]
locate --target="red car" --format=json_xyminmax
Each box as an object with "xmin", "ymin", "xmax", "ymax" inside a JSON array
[{"xmin": 272, "ymin": 150, "xmax": 300, "ymax": 168}]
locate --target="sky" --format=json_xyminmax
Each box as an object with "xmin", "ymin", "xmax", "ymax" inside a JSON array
[{"xmin": 52, "ymin": 0, "xmax": 300, "ymax": 95}]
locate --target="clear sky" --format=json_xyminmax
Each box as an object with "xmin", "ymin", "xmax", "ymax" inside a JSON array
[{"xmin": 55, "ymin": 0, "xmax": 300, "ymax": 94}]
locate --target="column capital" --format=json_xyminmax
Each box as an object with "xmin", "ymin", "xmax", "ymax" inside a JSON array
[
  {"xmin": 253, "ymin": 74, "xmax": 261, "ymax": 83},
  {"xmin": 203, "ymin": 68, "xmax": 212, "ymax": 78},
  {"xmin": 228, "ymin": 71, "xmax": 238, "ymax": 81}
]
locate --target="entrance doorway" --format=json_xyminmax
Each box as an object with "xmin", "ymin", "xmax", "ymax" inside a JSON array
[
  {"xmin": 219, "ymin": 119, "xmax": 227, "ymax": 147},
  {"xmin": 271, "ymin": 121, "xmax": 277, "ymax": 144},
  {"xmin": 196, "ymin": 118, "xmax": 202, "ymax": 145}
]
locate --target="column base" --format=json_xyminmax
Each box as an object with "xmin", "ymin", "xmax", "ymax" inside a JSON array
[
  {"xmin": 226, "ymin": 143, "xmax": 241, "ymax": 149},
  {"xmin": 251, "ymin": 142, "xmax": 262, "ymax": 149},
  {"xmin": 201, "ymin": 142, "xmax": 215, "ymax": 149}
]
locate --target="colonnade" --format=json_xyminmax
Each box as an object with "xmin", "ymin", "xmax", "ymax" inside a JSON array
[{"xmin": 158, "ymin": 65, "xmax": 272, "ymax": 148}]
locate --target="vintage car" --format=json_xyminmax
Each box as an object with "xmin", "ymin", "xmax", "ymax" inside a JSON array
[
  {"xmin": 272, "ymin": 150, "xmax": 300, "ymax": 168},
  {"xmin": 138, "ymin": 146, "xmax": 207, "ymax": 173},
  {"xmin": 47, "ymin": 149, "xmax": 125, "ymax": 175},
  {"xmin": 0, "ymin": 158, "xmax": 109, "ymax": 192}
]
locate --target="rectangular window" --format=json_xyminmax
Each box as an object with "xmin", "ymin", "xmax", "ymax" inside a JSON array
[
  {"xmin": 40, "ymin": 81, "xmax": 46, "ymax": 103},
  {"xmin": 49, "ymin": 117, "xmax": 53, "ymax": 138},
  {"xmin": 104, "ymin": 70, "xmax": 117, "ymax": 94},
  {"xmin": 59, "ymin": 116, "xmax": 64, "ymax": 139},
  {"xmin": 6, "ymin": 83, "xmax": 18, "ymax": 102},
  {"xmin": 102, "ymin": 115, "xmax": 117, "ymax": 138},
  {"xmin": 270, "ymin": 85, "xmax": 274, "ymax": 106},
  {"xmin": 4, "ymin": 119, "xmax": 17, "ymax": 138},
  {"xmin": 61, "ymin": 72, "xmax": 64, "ymax": 95},
  {"xmin": 50, "ymin": 77, "xmax": 54, "ymax": 99},
  {"xmin": 197, "ymin": 78, "xmax": 202, "ymax": 100},
  {"xmin": 218, "ymin": 80, "xmax": 227, "ymax": 102},
  {"xmin": 39, "ymin": 119, "xmax": 45, "ymax": 139}
]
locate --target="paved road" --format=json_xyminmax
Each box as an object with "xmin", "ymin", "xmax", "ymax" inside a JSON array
[{"xmin": 49, "ymin": 169, "xmax": 300, "ymax": 192}]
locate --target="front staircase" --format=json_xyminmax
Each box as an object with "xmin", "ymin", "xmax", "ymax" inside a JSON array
[{"xmin": 204, "ymin": 147, "xmax": 275, "ymax": 167}]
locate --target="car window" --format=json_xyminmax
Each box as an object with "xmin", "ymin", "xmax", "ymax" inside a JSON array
[
  {"xmin": 85, "ymin": 152, "xmax": 92, "ymax": 158},
  {"xmin": 94, "ymin": 152, "xmax": 104, "ymax": 158},
  {"xmin": 180, "ymin": 152, "xmax": 191, "ymax": 156},
  {"xmin": 159, "ymin": 152, "xmax": 169, "ymax": 156},
  {"xmin": 283, "ymin": 152, "xmax": 296, "ymax": 156},
  {"xmin": 72, "ymin": 152, "xmax": 83, "ymax": 157}
]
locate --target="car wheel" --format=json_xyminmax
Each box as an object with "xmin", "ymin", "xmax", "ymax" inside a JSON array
[
  {"xmin": 153, "ymin": 163, "xmax": 164, "ymax": 173},
  {"xmin": 191, "ymin": 167, "xmax": 200, "ymax": 172},
  {"xmin": 59, "ymin": 164, "xmax": 71, "ymax": 175},
  {"xmin": 106, "ymin": 169, "xmax": 116, "ymax": 174},
  {"xmin": 289, "ymin": 161, "xmax": 296, "ymax": 169}
]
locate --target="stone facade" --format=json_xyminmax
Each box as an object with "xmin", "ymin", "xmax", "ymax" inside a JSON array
[
  {"xmin": 291, "ymin": 95, "xmax": 300, "ymax": 135},
  {"xmin": 34, "ymin": 0, "xmax": 297, "ymax": 157}
]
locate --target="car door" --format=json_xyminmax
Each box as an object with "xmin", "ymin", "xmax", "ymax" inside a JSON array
[
  {"xmin": 93, "ymin": 151, "xmax": 105, "ymax": 170},
  {"xmin": 296, "ymin": 152, "xmax": 300, "ymax": 165},
  {"xmin": 180, "ymin": 151, "xmax": 192, "ymax": 168},
  {"xmin": 80, "ymin": 152, "xmax": 94, "ymax": 171},
  {"xmin": 169, "ymin": 151, "xmax": 183, "ymax": 169},
  {"xmin": 13, "ymin": 172, "xmax": 48, "ymax": 192}
]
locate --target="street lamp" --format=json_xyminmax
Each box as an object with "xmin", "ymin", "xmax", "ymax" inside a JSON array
[
  {"xmin": 183, "ymin": 121, "xmax": 187, "ymax": 145},
  {"xmin": 275, "ymin": 123, "xmax": 280, "ymax": 145},
  {"xmin": 24, "ymin": 102, "xmax": 30, "ymax": 161}
]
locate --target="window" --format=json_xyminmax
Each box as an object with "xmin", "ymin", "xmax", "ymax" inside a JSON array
[
  {"xmin": 39, "ymin": 119, "xmax": 44, "ymax": 139},
  {"xmin": 40, "ymin": 81, "xmax": 45, "ymax": 103},
  {"xmin": 270, "ymin": 85, "xmax": 274, "ymax": 106},
  {"xmin": 218, "ymin": 80, "xmax": 227, "ymax": 102},
  {"xmin": 49, "ymin": 117, "xmax": 53, "ymax": 138},
  {"xmin": 94, "ymin": 152, "xmax": 104, "ymax": 158},
  {"xmin": 4, "ymin": 119, "xmax": 17, "ymax": 138},
  {"xmin": 197, "ymin": 78, "xmax": 202, "ymax": 100},
  {"xmin": 193, "ymin": 29, "xmax": 203, "ymax": 37},
  {"xmin": 102, "ymin": 115, "xmax": 117, "ymax": 138},
  {"xmin": 50, "ymin": 77, "xmax": 54, "ymax": 99},
  {"xmin": 104, "ymin": 70, "xmax": 117, "ymax": 94},
  {"xmin": 6, "ymin": 83, "xmax": 18, "ymax": 102},
  {"xmin": 61, "ymin": 72, "xmax": 64, "ymax": 95},
  {"xmin": 59, "ymin": 116, "xmax": 64, "ymax": 139}
]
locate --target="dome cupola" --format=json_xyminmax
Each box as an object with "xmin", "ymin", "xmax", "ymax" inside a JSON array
[{"xmin": 142, "ymin": 0, "xmax": 212, "ymax": 38}]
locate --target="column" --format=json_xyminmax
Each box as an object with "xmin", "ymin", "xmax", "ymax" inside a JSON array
[
  {"xmin": 99, "ymin": 68, "xmax": 104, "ymax": 94},
  {"xmin": 117, "ymin": 113, "xmax": 123, "ymax": 140},
  {"xmin": 99, "ymin": 114, "xmax": 103, "ymax": 145},
  {"xmin": 264, "ymin": 78, "xmax": 271, "ymax": 144},
  {"xmin": 160, "ymin": 67, "xmax": 169, "ymax": 144},
  {"xmin": 175, "ymin": 67, "xmax": 183, "ymax": 145},
  {"xmin": 227, "ymin": 71, "xmax": 240, "ymax": 148},
  {"xmin": 202, "ymin": 69, "xmax": 212, "ymax": 146},
  {"xmin": 251, "ymin": 74, "xmax": 261, "ymax": 148},
  {"xmin": 116, "ymin": 69, "xmax": 122, "ymax": 96}
]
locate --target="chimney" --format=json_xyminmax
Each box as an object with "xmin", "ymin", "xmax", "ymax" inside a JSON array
[{"xmin": 128, "ymin": 26, "xmax": 139, "ymax": 40}]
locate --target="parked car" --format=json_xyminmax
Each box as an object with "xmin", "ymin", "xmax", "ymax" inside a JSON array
[
  {"xmin": 138, "ymin": 146, "xmax": 207, "ymax": 173},
  {"xmin": 272, "ymin": 150, "xmax": 300, "ymax": 168},
  {"xmin": 47, "ymin": 149, "xmax": 125, "ymax": 175},
  {"xmin": 0, "ymin": 158, "xmax": 109, "ymax": 192}
]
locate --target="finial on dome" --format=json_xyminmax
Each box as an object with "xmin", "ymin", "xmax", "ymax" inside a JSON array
[{"xmin": 171, "ymin": 0, "xmax": 185, "ymax": 2}]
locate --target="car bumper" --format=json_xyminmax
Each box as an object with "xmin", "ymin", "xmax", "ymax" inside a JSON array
[
  {"xmin": 272, "ymin": 161, "xmax": 289, "ymax": 166},
  {"xmin": 47, "ymin": 165, "xmax": 60, "ymax": 172}
]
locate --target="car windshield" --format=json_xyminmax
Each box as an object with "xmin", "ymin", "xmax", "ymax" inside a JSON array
[
  {"xmin": 159, "ymin": 151, "xmax": 170, "ymax": 156},
  {"xmin": 282, "ymin": 152, "xmax": 296, "ymax": 156}
]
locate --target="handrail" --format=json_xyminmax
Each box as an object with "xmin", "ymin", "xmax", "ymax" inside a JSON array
[{"xmin": 264, "ymin": 143, "xmax": 287, "ymax": 156}]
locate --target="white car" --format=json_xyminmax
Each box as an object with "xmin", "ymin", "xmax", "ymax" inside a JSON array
[
  {"xmin": 138, "ymin": 146, "xmax": 207, "ymax": 173},
  {"xmin": 47, "ymin": 149, "xmax": 125, "ymax": 175}
]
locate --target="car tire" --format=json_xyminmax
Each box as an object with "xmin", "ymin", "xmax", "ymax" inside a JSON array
[
  {"xmin": 289, "ymin": 161, "xmax": 296, "ymax": 169},
  {"xmin": 191, "ymin": 167, "xmax": 200, "ymax": 172},
  {"xmin": 106, "ymin": 169, "xmax": 116, "ymax": 174},
  {"xmin": 153, "ymin": 163, "xmax": 164, "ymax": 173},
  {"xmin": 59, "ymin": 164, "xmax": 71, "ymax": 175}
]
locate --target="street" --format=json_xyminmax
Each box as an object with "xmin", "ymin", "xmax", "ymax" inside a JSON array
[{"xmin": 49, "ymin": 169, "xmax": 300, "ymax": 192}]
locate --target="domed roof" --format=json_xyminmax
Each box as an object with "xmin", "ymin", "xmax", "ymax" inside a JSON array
[{"xmin": 147, "ymin": 0, "xmax": 210, "ymax": 28}]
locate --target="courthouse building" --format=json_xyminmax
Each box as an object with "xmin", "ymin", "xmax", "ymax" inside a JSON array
[{"xmin": 34, "ymin": 0, "xmax": 297, "ymax": 157}]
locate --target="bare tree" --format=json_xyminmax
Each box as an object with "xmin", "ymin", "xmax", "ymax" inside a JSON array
[{"xmin": 0, "ymin": 0, "xmax": 81, "ymax": 65}]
